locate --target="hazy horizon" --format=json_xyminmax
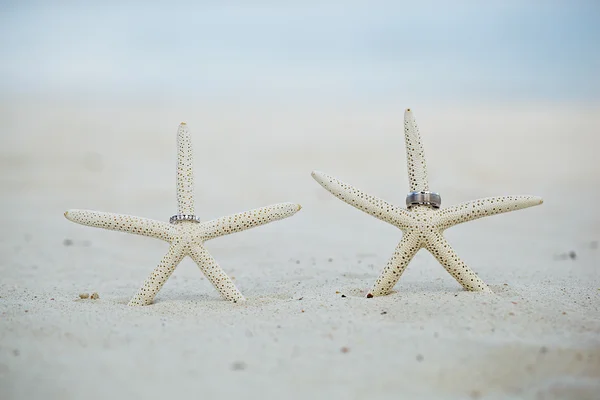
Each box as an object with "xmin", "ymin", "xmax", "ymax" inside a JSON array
[{"xmin": 1, "ymin": 1, "xmax": 599, "ymax": 104}]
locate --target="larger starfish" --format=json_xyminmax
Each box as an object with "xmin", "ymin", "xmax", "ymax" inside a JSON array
[
  {"xmin": 65, "ymin": 123, "xmax": 301, "ymax": 306},
  {"xmin": 312, "ymin": 109, "xmax": 542, "ymax": 296}
]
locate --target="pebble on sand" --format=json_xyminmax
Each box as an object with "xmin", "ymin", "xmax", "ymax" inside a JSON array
[{"xmin": 231, "ymin": 361, "xmax": 246, "ymax": 371}]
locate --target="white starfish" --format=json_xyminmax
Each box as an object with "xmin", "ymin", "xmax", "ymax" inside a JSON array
[
  {"xmin": 312, "ymin": 109, "xmax": 543, "ymax": 296},
  {"xmin": 65, "ymin": 123, "xmax": 301, "ymax": 306}
]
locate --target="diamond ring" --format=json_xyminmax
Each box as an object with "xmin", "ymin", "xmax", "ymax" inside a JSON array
[{"xmin": 169, "ymin": 214, "xmax": 201, "ymax": 224}]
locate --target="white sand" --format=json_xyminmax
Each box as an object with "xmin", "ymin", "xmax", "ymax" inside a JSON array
[{"xmin": 1, "ymin": 99, "xmax": 599, "ymax": 399}]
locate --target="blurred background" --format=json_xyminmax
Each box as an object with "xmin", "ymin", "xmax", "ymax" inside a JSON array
[
  {"xmin": 1, "ymin": 1, "xmax": 598, "ymax": 104},
  {"xmin": 0, "ymin": 1, "xmax": 599, "ymax": 261}
]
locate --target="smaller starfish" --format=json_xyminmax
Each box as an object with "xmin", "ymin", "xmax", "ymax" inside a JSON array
[
  {"xmin": 65, "ymin": 123, "xmax": 301, "ymax": 306},
  {"xmin": 312, "ymin": 109, "xmax": 543, "ymax": 296}
]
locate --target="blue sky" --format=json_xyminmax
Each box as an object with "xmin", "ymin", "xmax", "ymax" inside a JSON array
[{"xmin": 1, "ymin": 1, "xmax": 598, "ymax": 102}]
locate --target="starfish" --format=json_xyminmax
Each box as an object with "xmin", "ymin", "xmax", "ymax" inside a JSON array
[
  {"xmin": 65, "ymin": 123, "xmax": 301, "ymax": 306},
  {"xmin": 312, "ymin": 109, "xmax": 543, "ymax": 296}
]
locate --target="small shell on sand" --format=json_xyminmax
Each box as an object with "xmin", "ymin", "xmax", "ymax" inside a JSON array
[
  {"xmin": 79, "ymin": 293, "xmax": 89, "ymax": 299},
  {"xmin": 90, "ymin": 292, "xmax": 99, "ymax": 300}
]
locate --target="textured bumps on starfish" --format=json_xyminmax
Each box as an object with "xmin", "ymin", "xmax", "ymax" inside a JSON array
[
  {"xmin": 312, "ymin": 109, "xmax": 543, "ymax": 296},
  {"xmin": 65, "ymin": 123, "xmax": 301, "ymax": 306}
]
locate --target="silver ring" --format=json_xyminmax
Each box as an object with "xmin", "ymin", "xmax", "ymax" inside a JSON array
[
  {"xmin": 406, "ymin": 191, "xmax": 441, "ymax": 209},
  {"xmin": 169, "ymin": 214, "xmax": 201, "ymax": 224}
]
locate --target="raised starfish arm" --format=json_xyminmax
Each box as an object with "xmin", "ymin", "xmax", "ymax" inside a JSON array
[
  {"xmin": 128, "ymin": 244, "xmax": 186, "ymax": 306},
  {"xmin": 367, "ymin": 233, "xmax": 421, "ymax": 297},
  {"xmin": 176, "ymin": 123, "xmax": 195, "ymax": 215},
  {"xmin": 64, "ymin": 209, "xmax": 175, "ymax": 242},
  {"xmin": 437, "ymin": 195, "xmax": 543, "ymax": 230},
  {"xmin": 426, "ymin": 232, "xmax": 491, "ymax": 292},
  {"xmin": 189, "ymin": 245, "xmax": 245, "ymax": 302},
  {"xmin": 311, "ymin": 171, "xmax": 412, "ymax": 230},
  {"xmin": 199, "ymin": 202, "xmax": 302, "ymax": 240},
  {"xmin": 404, "ymin": 109, "xmax": 429, "ymax": 192}
]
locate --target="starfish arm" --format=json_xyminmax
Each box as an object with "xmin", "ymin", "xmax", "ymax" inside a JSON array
[
  {"xmin": 367, "ymin": 233, "xmax": 421, "ymax": 297},
  {"xmin": 189, "ymin": 245, "xmax": 245, "ymax": 302},
  {"xmin": 437, "ymin": 196, "xmax": 543, "ymax": 230},
  {"xmin": 311, "ymin": 171, "xmax": 412, "ymax": 229},
  {"xmin": 404, "ymin": 109, "xmax": 429, "ymax": 192},
  {"xmin": 426, "ymin": 232, "xmax": 492, "ymax": 292},
  {"xmin": 199, "ymin": 202, "xmax": 302, "ymax": 240},
  {"xmin": 128, "ymin": 244, "xmax": 186, "ymax": 306},
  {"xmin": 64, "ymin": 209, "xmax": 175, "ymax": 242},
  {"xmin": 176, "ymin": 123, "xmax": 195, "ymax": 215}
]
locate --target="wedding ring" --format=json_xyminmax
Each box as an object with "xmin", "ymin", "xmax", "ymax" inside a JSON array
[
  {"xmin": 169, "ymin": 214, "xmax": 201, "ymax": 224},
  {"xmin": 406, "ymin": 191, "xmax": 441, "ymax": 209}
]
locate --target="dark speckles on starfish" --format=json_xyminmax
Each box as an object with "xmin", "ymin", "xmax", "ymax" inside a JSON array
[
  {"xmin": 311, "ymin": 108, "xmax": 543, "ymax": 296},
  {"xmin": 64, "ymin": 123, "xmax": 302, "ymax": 306}
]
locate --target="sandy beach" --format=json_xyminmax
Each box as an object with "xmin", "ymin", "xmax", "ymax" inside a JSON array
[{"xmin": 0, "ymin": 98, "xmax": 598, "ymax": 399}]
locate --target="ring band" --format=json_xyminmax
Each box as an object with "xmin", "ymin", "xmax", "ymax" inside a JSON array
[
  {"xmin": 406, "ymin": 191, "xmax": 442, "ymax": 209},
  {"xmin": 169, "ymin": 214, "xmax": 201, "ymax": 224}
]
